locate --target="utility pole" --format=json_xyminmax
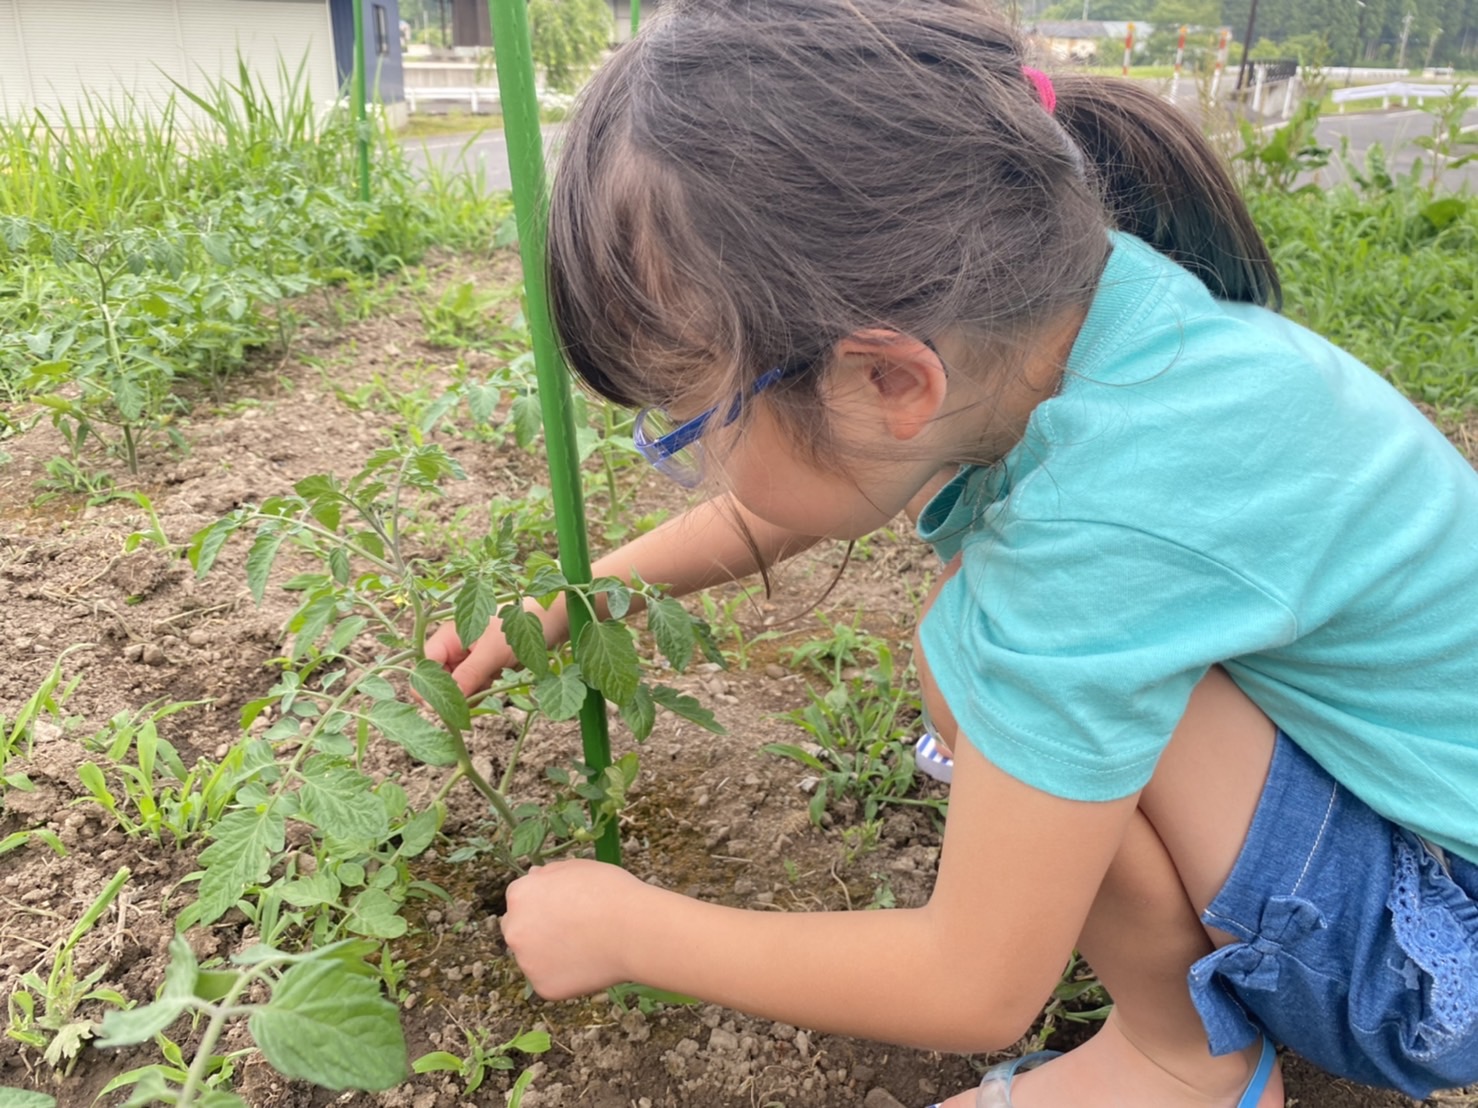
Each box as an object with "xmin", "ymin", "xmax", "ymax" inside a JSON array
[
  {"xmin": 1082, "ymin": 0, "xmax": 1090, "ymax": 20},
  {"xmin": 1347, "ymin": 0, "xmax": 1366, "ymax": 83},
  {"xmin": 1237, "ymin": 0, "xmax": 1260, "ymax": 91},
  {"xmin": 1424, "ymin": 26, "xmax": 1441, "ymax": 68},
  {"xmin": 1397, "ymin": 10, "xmax": 1414, "ymax": 69}
]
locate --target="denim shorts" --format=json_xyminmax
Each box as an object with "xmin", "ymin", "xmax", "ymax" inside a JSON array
[{"xmin": 1189, "ymin": 732, "xmax": 1478, "ymax": 1100}]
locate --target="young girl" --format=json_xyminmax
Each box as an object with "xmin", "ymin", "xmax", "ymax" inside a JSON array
[{"xmin": 428, "ymin": 2, "xmax": 1478, "ymax": 1104}]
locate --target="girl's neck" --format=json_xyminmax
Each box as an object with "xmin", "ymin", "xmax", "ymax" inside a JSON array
[{"xmin": 941, "ymin": 304, "xmax": 1088, "ymax": 467}]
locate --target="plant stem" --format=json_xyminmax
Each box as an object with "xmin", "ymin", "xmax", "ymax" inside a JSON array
[
  {"xmin": 498, "ymin": 710, "xmax": 536, "ymax": 795},
  {"xmin": 176, "ymin": 974, "xmax": 254, "ymax": 1108},
  {"xmin": 433, "ymin": 764, "xmax": 465, "ymax": 806},
  {"xmin": 450, "ymin": 735, "xmax": 518, "ymax": 829}
]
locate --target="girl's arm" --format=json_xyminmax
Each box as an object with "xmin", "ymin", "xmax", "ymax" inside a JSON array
[
  {"xmin": 501, "ymin": 736, "xmax": 1137, "ymax": 1052},
  {"xmin": 431, "ymin": 465, "xmax": 962, "ymax": 694},
  {"xmin": 428, "ymin": 492, "xmax": 821, "ymax": 694}
]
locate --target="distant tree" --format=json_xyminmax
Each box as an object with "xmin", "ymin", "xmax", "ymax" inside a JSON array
[
  {"xmin": 527, "ymin": 0, "xmax": 611, "ymax": 91},
  {"xmin": 1148, "ymin": 0, "xmax": 1223, "ymax": 26},
  {"xmin": 1040, "ymin": 0, "xmax": 1146, "ymax": 20}
]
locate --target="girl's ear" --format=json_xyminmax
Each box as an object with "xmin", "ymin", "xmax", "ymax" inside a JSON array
[{"xmin": 832, "ymin": 329, "xmax": 948, "ymax": 442}]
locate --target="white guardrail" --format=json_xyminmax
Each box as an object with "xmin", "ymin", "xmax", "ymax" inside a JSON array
[
  {"xmin": 406, "ymin": 87, "xmax": 502, "ymax": 113},
  {"xmin": 1330, "ymin": 82, "xmax": 1463, "ymax": 111}
]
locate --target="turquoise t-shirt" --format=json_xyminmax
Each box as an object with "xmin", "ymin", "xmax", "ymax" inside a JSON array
[{"xmin": 917, "ymin": 232, "xmax": 1478, "ymax": 863}]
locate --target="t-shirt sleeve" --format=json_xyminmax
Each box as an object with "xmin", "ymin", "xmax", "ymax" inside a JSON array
[{"xmin": 918, "ymin": 519, "xmax": 1299, "ymax": 801}]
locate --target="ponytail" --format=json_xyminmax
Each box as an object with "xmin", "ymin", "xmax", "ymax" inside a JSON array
[{"xmin": 1052, "ymin": 76, "xmax": 1282, "ymax": 310}]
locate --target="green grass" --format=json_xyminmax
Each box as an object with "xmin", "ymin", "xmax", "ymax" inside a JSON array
[
  {"xmin": 1250, "ymin": 183, "xmax": 1478, "ymax": 413},
  {"xmin": 0, "ymin": 58, "xmax": 514, "ymax": 472}
]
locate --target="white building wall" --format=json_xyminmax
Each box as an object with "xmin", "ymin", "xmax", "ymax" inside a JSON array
[{"xmin": 0, "ymin": 0, "xmax": 337, "ymax": 124}]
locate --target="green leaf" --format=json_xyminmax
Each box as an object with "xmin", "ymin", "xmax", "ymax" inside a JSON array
[
  {"xmin": 762, "ymin": 742, "xmax": 826, "ymax": 772},
  {"xmin": 344, "ymin": 887, "xmax": 408, "ymax": 939},
  {"xmin": 618, "ymin": 684, "xmax": 656, "ymax": 741},
  {"xmin": 276, "ymin": 871, "xmax": 344, "ymax": 908},
  {"xmin": 245, "ymin": 530, "xmax": 286, "ymax": 604},
  {"xmin": 194, "ymin": 970, "xmax": 239, "ymax": 1002},
  {"xmin": 299, "ymin": 766, "xmax": 389, "ymax": 844},
  {"xmin": 409, "ymin": 660, "xmax": 471, "ymax": 735},
  {"xmin": 0, "ymin": 1089, "xmax": 58, "ymax": 1107},
  {"xmin": 189, "ymin": 518, "xmax": 235, "ymax": 578},
  {"xmin": 202, "ymin": 231, "xmax": 235, "ymax": 267},
  {"xmin": 453, "ymin": 577, "xmax": 498, "ymax": 652},
  {"xmin": 96, "ymin": 935, "xmax": 198, "ymax": 1047},
  {"xmin": 1421, "ymin": 197, "xmax": 1468, "ymax": 230},
  {"xmin": 412, "ymin": 1051, "xmax": 466, "ymax": 1074},
  {"xmin": 593, "ymin": 578, "xmax": 632, "ymax": 620},
  {"xmin": 289, "ymin": 594, "xmax": 338, "ymax": 660},
  {"xmin": 534, "ymin": 668, "xmax": 588, "ymax": 721},
  {"xmin": 510, "ymin": 393, "xmax": 543, "ymax": 448},
  {"xmin": 395, "ymin": 806, "xmax": 441, "ymax": 858},
  {"xmin": 357, "ymin": 674, "xmax": 397, "ymax": 700},
  {"xmin": 647, "ymin": 598, "xmax": 696, "ymax": 671},
  {"xmin": 652, "ymin": 686, "xmax": 726, "ymax": 734},
  {"xmin": 510, "ymin": 817, "xmax": 548, "ymax": 860},
  {"xmin": 114, "ymin": 375, "xmax": 145, "ymax": 423},
  {"xmin": 499, "ymin": 606, "xmax": 550, "ymax": 678},
  {"xmin": 195, "ymin": 804, "xmax": 286, "ymax": 927},
  {"xmin": 328, "ymin": 547, "xmax": 352, "ymax": 585},
  {"xmin": 574, "ymin": 621, "xmax": 639, "ymax": 704},
  {"xmin": 327, "ymin": 615, "xmax": 368, "ymax": 656},
  {"xmin": 367, "ymin": 702, "xmax": 459, "ymax": 767},
  {"xmin": 508, "ymin": 1029, "xmax": 551, "ymax": 1053},
  {"xmin": 249, "ymin": 958, "xmax": 407, "ymax": 1090}
]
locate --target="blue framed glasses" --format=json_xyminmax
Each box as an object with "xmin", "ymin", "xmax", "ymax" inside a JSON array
[{"xmin": 632, "ymin": 364, "xmax": 794, "ymax": 488}]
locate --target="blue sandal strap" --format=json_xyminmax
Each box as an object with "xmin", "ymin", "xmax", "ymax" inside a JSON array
[{"xmin": 1236, "ymin": 1038, "xmax": 1276, "ymax": 1108}]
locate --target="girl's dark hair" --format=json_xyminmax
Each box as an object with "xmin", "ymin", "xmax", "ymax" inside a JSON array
[{"xmin": 548, "ymin": 0, "xmax": 1280, "ymax": 457}]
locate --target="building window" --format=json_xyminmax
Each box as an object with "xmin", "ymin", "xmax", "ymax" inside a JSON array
[{"xmin": 374, "ymin": 5, "xmax": 390, "ymax": 56}]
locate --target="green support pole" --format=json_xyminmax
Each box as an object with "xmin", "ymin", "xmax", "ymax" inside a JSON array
[
  {"xmin": 351, "ymin": 0, "xmax": 371, "ymax": 201},
  {"xmin": 630, "ymin": 0, "xmax": 641, "ymax": 37},
  {"xmin": 487, "ymin": 0, "xmax": 619, "ymax": 866}
]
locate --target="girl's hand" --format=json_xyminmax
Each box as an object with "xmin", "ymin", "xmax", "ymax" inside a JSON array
[
  {"xmin": 424, "ymin": 602, "xmax": 565, "ymax": 698},
  {"xmin": 501, "ymin": 859, "xmax": 644, "ymax": 999}
]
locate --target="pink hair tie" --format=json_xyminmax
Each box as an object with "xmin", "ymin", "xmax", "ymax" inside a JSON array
[{"xmin": 1022, "ymin": 65, "xmax": 1056, "ymax": 113}]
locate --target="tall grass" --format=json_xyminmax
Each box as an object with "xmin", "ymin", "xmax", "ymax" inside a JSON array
[
  {"xmin": 0, "ymin": 59, "xmax": 511, "ymax": 471},
  {"xmin": 1244, "ymin": 149, "xmax": 1478, "ymax": 414}
]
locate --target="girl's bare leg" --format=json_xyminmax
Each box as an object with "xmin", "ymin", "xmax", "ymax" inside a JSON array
[{"xmin": 939, "ymin": 667, "xmax": 1284, "ymax": 1107}]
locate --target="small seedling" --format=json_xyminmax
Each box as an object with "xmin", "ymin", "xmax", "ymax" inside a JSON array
[
  {"xmin": 413, "ymin": 1025, "xmax": 552, "ymax": 1096},
  {"xmin": 5, "ymin": 868, "xmax": 131, "ymax": 1074},
  {"xmin": 765, "ymin": 646, "xmax": 936, "ymax": 825}
]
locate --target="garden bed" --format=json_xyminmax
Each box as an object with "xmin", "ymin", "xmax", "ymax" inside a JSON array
[{"xmin": 0, "ymin": 259, "xmax": 1469, "ymax": 1108}]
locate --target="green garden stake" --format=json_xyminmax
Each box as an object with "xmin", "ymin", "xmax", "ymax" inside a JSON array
[
  {"xmin": 352, "ymin": 0, "xmax": 371, "ymax": 201},
  {"xmin": 631, "ymin": 0, "xmax": 641, "ymax": 37},
  {"xmin": 487, "ymin": 0, "xmax": 619, "ymax": 866}
]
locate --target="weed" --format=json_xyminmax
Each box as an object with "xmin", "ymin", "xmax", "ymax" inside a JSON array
[
  {"xmin": 783, "ymin": 611, "xmax": 888, "ymax": 686},
  {"xmin": 1030, "ymin": 951, "xmax": 1113, "ymax": 1051},
  {"xmin": 1, "ymin": 647, "xmax": 86, "ymax": 794},
  {"xmin": 5, "ymin": 869, "xmax": 131, "ymax": 1074},
  {"xmin": 697, "ymin": 587, "xmax": 781, "ymax": 669},
  {"xmin": 420, "ymin": 279, "xmax": 507, "ymax": 349},
  {"xmin": 1413, "ymin": 84, "xmax": 1478, "ymax": 190},
  {"xmin": 606, "ymin": 983, "xmax": 702, "ymax": 1016},
  {"xmin": 765, "ymin": 646, "xmax": 936, "ymax": 825},
  {"xmin": 75, "ymin": 700, "xmax": 246, "ymax": 848},
  {"xmin": 1232, "ymin": 99, "xmax": 1330, "ymax": 195},
  {"xmin": 413, "ymin": 1025, "xmax": 552, "ymax": 1097}
]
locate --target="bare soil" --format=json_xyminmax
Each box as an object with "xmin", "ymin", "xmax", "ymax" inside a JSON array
[{"xmin": 1, "ymin": 257, "xmax": 1475, "ymax": 1108}]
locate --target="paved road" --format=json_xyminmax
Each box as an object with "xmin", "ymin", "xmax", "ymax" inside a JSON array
[
  {"xmin": 1313, "ymin": 106, "xmax": 1478, "ymax": 190},
  {"xmin": 401, "ymin": 126, "xmax": 561, "ymax": 192},
  {"xmin": 399, "ymin": 104, "xmax": 1478, "ymax": 193}
]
